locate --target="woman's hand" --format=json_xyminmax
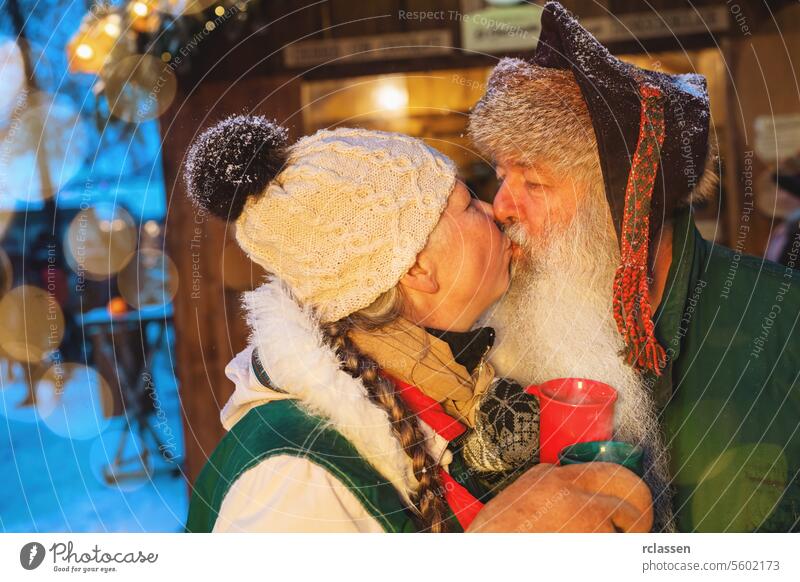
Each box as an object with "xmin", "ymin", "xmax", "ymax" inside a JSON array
[{"xmin": 467, "ymin": 462, "xmax": 653, "ymax": 532}]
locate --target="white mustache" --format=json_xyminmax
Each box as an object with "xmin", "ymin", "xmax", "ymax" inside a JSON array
[{"xmin": 503, "ymin": 223, "xmax": 531, "ymax": 248}]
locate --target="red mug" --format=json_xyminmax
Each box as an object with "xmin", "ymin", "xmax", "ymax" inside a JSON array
[{"xmin": 525, "ymin": 378, "xmax": 618, "ymax": 464}]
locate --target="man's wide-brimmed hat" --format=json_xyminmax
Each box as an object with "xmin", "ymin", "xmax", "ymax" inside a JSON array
[
  {"xmin": 470, "ymin": 1, "xmax": 717, "ymax": 375},
  {"xmin": 533, "ymin": 1, "xmax": 713, "ymax": 231}
]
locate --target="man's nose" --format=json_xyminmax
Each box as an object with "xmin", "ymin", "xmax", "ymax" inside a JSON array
[{"xmin": 493, "ymin": 179, "xmax": 520, "ymax": 226}]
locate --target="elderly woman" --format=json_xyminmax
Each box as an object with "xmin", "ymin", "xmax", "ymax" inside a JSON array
[{"xmin": 182, "ymin": 117, "xmax": 651, "ymax": 533}]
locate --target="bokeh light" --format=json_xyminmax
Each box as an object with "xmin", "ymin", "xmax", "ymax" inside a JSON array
[
  {"xmin": 65, "ymin": 202, "xmax": 137, "ymax": 280},
  {"xmin": 35, "ymin": 363, "xmax": 112, "ymax": 440},
  {"xmin": 102, "ymin": 54, "xmax": 177, "ymax": 123},
  {"xmin": 0, "ymin": 38, "xmax": 26, "ymax": 120},
  {"xmin": 160, "ymin": 0, "xmax": 218, "ymax": 17},
  {"xmin": 0, "ymin": 93, "xmax": 89, "ymax": 204},
  {"xmin": 117, "ymin": 248, "xmax": 179, "ymax": 308},
  {"xmin": 0, "ymin": 285, "xmax": 64, "ymax": 363}
]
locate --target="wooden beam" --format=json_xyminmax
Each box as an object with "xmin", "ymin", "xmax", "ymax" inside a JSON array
[{"xmin": 159, "ymin": 75, "xmax": 302, "ymax": 487}]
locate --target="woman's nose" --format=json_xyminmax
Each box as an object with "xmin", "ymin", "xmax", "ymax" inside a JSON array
[
  {"xmin": 476, "ymin": 200, "xmax": 504, "ymax": 230},
  {"xmin": 476, "ymin": 199, "xmax": 494, "ymax": 218},
  {"xmin": 493, "ymin": 180, "xmax": 520, "ymax": 226}
]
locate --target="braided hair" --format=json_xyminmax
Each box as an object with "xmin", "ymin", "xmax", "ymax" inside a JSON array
[{"xmin": 320, "ymin": 288, "xmax": 449, "ymax": 532}]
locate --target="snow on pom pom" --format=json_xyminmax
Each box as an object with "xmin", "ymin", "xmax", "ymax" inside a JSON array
[{"xmin": 183, "ymin": 115, "xmax": 289, "ymax": 220}]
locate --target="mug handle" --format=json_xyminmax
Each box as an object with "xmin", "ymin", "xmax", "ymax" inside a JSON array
[{"xmin": 525, "ymin": 384, "xmax": 541, "ymax": 397}]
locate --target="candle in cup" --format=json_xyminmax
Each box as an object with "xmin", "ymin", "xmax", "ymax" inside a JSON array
[{"xmin": 558, "ymin": 440, "xmax": 644, "ymax": 477}]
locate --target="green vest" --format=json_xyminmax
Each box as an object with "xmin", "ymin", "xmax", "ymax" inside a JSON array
[
  {"xmin": 185, "ymin": 399, "xmax": 464, "ymax": 532},
  {"xmin": 650, "ymin": 208, "xmax": 800, "ymax": 532}
]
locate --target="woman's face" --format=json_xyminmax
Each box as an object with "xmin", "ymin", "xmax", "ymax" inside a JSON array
[{"xmin": 413, "ymin": 180, "xmax": 513, "ymax": 330}]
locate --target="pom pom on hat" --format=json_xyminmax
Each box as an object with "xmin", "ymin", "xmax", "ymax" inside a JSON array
[{"xmin": 184, "ymin": 115, "xmax": 289, "ymax": 220}]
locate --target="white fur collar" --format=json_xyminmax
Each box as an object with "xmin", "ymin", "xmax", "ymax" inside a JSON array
[{"xmin": 242, "ymin": 278, "xmax": 419, "ymax": 504}]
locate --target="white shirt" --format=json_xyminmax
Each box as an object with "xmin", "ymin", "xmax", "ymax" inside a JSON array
[{"xmin": 213, "ymin": 455, "xmax": 384, "ymax": 533}]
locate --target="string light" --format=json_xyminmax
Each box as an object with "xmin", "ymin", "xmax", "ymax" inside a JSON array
[
  {"xmin": 132, "ymin": 1, "xmax": 150, "ymax": 17},
  {"xmin": 75, "ymin": 43, "xmax": 94, "ymax": 61},
  {"xmin": 129, "ymin": 0, "xmax": 160, "ymax": 33},
  {"xmin": 102, "ymin": 14, "xmax": 121, "ymax": 38},
  {"xmin": 66, "ymin": 11, "xmax": 121, "ymax": 74},
  {"xmin": 68, "ymin": 0, "xmax": 251, "ymax": 77}
]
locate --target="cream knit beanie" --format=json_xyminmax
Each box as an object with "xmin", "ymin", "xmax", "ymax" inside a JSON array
[{"xmin": 184, "ymin": 117, "xmax": 456, "ymax": 322}]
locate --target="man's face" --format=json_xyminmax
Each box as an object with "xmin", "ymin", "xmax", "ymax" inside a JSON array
[
  {"xmin": 484, "ymin": 158, "xmax": 673, "ymax": 528},
  {"xmin": 493, "ymin": 159, "xmax": 584, "ymax": 241}
]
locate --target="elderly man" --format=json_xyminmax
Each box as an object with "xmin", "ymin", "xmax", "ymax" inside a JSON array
[{"xmin": 470, "ymin": 2, "xmax": 800, "ymax": 532}]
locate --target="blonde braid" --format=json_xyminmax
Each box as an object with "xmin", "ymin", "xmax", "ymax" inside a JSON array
[{"xmin": 321, "ymin": 316, "xmax": 449, "ymax": 532}]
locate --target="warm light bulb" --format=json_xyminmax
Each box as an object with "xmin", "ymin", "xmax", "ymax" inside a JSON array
[
  {"xmin": 104, "ymin": 20, "xmax": 121, "ymax": 38},
  {"xmin": 375, "ymin": 85, "xmax": 408, "ymax": 111},
  {"xmin": 132, "ymin": 1, "xmax": 150, "ymax": 17},
  {"xmin": 76, "ymin": 43, "xmax": 94, "ymax": 60},
  {"xmin": 214, "ymin": 5, "xmax": 225, "ymax": 16}
]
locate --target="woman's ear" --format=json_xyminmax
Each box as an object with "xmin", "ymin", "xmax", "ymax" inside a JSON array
[{"xmin": 399, "ymin": 257, "xmax": 439, "ymax": 295}]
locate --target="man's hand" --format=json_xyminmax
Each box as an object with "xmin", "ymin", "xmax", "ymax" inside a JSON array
[{"xmin": 467, "ymin": 462, "xmax": 653, "ymax": 532}]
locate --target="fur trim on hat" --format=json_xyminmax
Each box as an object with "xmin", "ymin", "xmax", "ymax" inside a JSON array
[
  {"xmin": 469, "ymin": 58, "xmax": 602, "ymax": 189},
  {"xmin": 469, "ymin": 57, "xmax": 720, "ymax": 209},
  {"xmin": 681, "ymin": 136, "xmax": 720, "ymax": 207}
]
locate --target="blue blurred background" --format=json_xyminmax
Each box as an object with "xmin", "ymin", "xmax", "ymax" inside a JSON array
[{"xmin": 0, "ymin": 0, "xmax": 186, "ymax": 532}]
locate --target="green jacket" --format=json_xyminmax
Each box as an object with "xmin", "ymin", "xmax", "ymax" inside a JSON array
[
  {"xmin": 186, "ymin": 399, "xmax": 423, "ymax": 532},
  {"xmin": 651, "ymin": 207, "xmax": 800, "ymax": 531},
  {"xmin": 185, "ymin": 399, "xmax": 474, "ymax": 533}
]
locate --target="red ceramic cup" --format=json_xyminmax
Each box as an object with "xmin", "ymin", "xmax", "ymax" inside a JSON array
[{"xmin": 525, "ymin": 378, "xmax": 618, "ymax": 464}]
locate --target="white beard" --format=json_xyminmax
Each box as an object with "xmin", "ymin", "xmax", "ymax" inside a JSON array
[{"xmin": 483, "ymin": 187, "xmax": 675, "ymax": 531}]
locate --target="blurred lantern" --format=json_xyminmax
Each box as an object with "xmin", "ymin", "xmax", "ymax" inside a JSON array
[
  {"xmin": 66, "ymin": 11, "xmax": 123, "ymax": 74},
  {"xmin": 65, "ymin": 202, "xmax": 137, "ymax": 280},
  {"xmin": 374, "ymin": 80, "xmax": 408, "ymax": 114},
  {"xmin": 107, "ymin": 296, "xmax": 129, "ymax": 315},
  {"xmin": 129, "ymin": 1, "xmax": 161, "ymax": 33},
  {"xmin": 0, "ymin": 285, "xmax": 64, "ymax": 363}
]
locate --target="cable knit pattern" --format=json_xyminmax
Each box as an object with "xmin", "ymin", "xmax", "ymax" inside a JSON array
[{"xmin": 235, "ymin": 128, "xmax": 457, "ymax": 322}]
